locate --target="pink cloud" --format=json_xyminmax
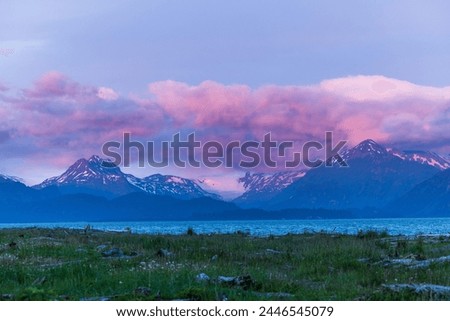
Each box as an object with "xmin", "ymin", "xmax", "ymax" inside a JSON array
[
  {"xmin": 1, "ymin": 72, "xmax": 450, "ymax": 181},
  {"xmin": 148, "ymin": 76, "xmax": 450, "ymax": 150},
  {"xmin": 97, "ymin": 87, "xmax": 119, "ymax": 101},
  {"xmin": 24, "ymin": 71, "xmax": 97, "ymax": 100},
  {"xmin": 149, "ymin": 80, "xmax": 253, "ymax": 128},
  {"xmin": 1, "ymin": 72, "xmax": 166, "ymax": 169},
  {"xmin": 320, "ymin": 75, "xmax": 450, "ymax": 102}
]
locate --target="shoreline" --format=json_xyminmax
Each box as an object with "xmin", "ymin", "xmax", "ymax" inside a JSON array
[{"xmin": 1, "ymin": 216, "xmax": 450, "ymax": 237}]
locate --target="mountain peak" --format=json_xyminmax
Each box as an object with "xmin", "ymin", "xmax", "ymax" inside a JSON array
[
  {"xmin": 33, "ymin": 155, "xmax": 131, "ymax": 197},
  {"xmin": 341, "ymin": 139, "xmax": 389, "ymax": 161},
  {"xmin": 88, "ymin": 155, "xmax": 102, "ymax": 163},
  {"xmin": 354, "ymin": 139, "xmax": 385, "ymax": 152},
  {"xmin": 69, "ymin": 155, "xmax": 118, "ymax": 170}
]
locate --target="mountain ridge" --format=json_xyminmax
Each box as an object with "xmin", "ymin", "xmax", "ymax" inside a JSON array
[
  {"xmin": 34, "ymin": 155, "xmax": 219, "ymax": 200},
  {"xmin": 269, "ymin": 139, "xmax": 441, "ymax": 210},
  {"xmin": 0, "ymin": 139, "xmax": 448, "ymax": 222}
]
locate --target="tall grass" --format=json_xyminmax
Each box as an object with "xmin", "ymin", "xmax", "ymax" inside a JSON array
[{"xmin": 0, "ymin": 228, "xmax": 448, "ymax": 301}]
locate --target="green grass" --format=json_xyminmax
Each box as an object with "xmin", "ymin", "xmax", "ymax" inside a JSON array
[{"xmin": 0, "ymin": 228, "xmax": 449, "ymax": 301}]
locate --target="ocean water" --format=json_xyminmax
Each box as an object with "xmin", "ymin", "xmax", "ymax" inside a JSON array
[{"xmin": 1, "ymin": 217, "xmax": 450, "ymax": 236}]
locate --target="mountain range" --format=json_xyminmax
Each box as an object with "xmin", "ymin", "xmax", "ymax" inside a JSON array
[
  {"xmin": 34, "ymin": 155, "xmax": 218, "ymax": 200},
  {"xmin": 267, "ymin": 140, "xmax": 441, "ymax": 210},
  {"xmin": 0, "ymin": 139, "xmax": 449, "ymax": 222}
]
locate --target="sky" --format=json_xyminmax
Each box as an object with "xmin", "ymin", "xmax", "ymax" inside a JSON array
[{"xmin": 1, "ymin": 0, "xmax": 450, "ymax": 194}]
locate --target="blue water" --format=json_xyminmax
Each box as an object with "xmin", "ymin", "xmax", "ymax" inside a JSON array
[{"xmin": 1, "ymin": 217, "xmax": 450, "ymax": 236}]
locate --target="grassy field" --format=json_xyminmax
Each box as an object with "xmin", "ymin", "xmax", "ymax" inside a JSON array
[{"xmin": 0, "ymin": 227, "xmax": 449, "ymax": 301}]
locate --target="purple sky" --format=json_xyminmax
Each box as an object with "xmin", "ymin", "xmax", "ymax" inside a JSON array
[{"xmin": 1, "ymin": 1, "xmax": 450, "ymax": 194}]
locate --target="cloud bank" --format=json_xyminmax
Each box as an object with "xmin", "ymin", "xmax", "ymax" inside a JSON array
[
  {"xmin": 1, "ymin": 72, "xmax": 449, "ymax": 182},
  {"xmin": 147, "ymin": 75, "xmax": 450, "ymax": 150}
]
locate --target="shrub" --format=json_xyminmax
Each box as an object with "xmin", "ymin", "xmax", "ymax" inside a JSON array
[{"xmin": 186, "ymin": 227, "xmax": 196, "ymax": 236}]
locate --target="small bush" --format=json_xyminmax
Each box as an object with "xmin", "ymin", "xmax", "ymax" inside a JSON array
[
  {"xmin": 235, "ymin": 230, "xmax": 250, "ymax": 236},
  {"xmin": 186, "ymin": 227, "xmax": 196, "ymax": 236},
  {"xmin": 412, "ymin": 237, "xmax": 425, "ymax": 257},
  {"xmin": 393, "ymin": 239, "xmax": 409, "ymax": 257}
]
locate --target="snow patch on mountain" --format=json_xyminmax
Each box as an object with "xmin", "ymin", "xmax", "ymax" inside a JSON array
[
  {"xmin": 234, "ymin": 170, "xmax": 307, "ymax": 206},
  {"xmin": 239, "ymin": 171, "xmax": 306, "ymax": 192},
  {"xmin": 126, "ymin": 173, "xmax": 220, "ymax": 200},
  {"xmin": 387, "ymin": 149, "xmax": 450, "ymax": 170}
]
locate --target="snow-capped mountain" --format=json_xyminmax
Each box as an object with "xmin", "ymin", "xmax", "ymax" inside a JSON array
[
  {"xmin": 1, "ymin": 174, "xmax": 40, "ymax": 203},
  {"xmin": 339, "ymin": 140, "xmax": 450, "ymax": 170},
  {"xmin": 126, "ymin": 173, "xmax": 220, "ymax": 200},
  {"xmin": 34, "ymin": 155, "xmax": 219, "ymax": 200},
  {"xmin": 270, "ymin": 139, "xmax": 440, "ymax": 210},
  {"xmin": 34, "ymin": 156, "xmax": 139, "ymax": 198},
  {"xmin": 235, "ymin": 139, "xmax": 448, "ymax": 209},
  {"xmin": 37, "ymin": 156, "xmax": 126, "ymax": 188},
  {"xmin": 234, "ymin": 170, "xmax": 307, "ymax": 207}
]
